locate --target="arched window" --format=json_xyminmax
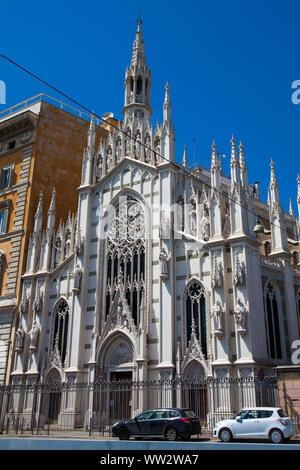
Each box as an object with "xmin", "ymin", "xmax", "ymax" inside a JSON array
[
  {"xmin": 185, "ymin": 281, "xmax": 207, "ymax": 358},
  {"xmin": 265, "ymin": 282, "xmax": 282, "ymax": 360},
  {"xmin": 105, "ymin": 196, "xmax": 146, "ymax": 325},
  {"xmin": 52, "ymin": 299, "xmax": 69, "ymax": 364}
]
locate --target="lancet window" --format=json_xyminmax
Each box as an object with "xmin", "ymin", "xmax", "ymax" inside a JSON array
[{"xmin": 105, "ymin": 196, "xmax": 146, "ymax": 325}]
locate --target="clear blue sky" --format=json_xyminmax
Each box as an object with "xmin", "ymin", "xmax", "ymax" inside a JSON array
[{"xmin": 1, "ymin": 0, "xmax": 300, "ymax": 212}]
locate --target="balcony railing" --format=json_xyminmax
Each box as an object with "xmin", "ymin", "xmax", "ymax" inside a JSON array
[{"xmin": 0, "ymin": 94, "xmax": 100, "ymax": 125}]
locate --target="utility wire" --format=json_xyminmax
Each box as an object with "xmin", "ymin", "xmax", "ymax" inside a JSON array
[{"xmin": 0, "ymin": 54, "xmax": 298, "ymax": 241}]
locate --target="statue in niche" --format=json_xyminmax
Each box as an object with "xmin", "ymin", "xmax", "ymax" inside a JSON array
[
  {"xmin": 177, "ymin": 197, "xmax": 184, "ymax": 231},
  {"xmin": 73, "ymin": 264, "xmax": 82, "ymax": 294},
  {"xmin": 144, "ymin": 134, "xmax": 151, "ymax": 162},
  {"xmin": 15, "ymin": 320, "xmax": 25, "ymax": 353},
  {"xmin": 54, "ymin": 237, "xmax": 62, "ymax": 266},
  {"xmin": 116, "ymin": 138, "xmax": 122, "ymax": 162},
  {"xmin": 211, "ymin": 256, "xmax": 223, "ymax": 288},
  {"xmin": 75, "ymin": 229, "xmax": 85, "ymax": 257},
  {"xmin": 125, "ymin": 131, "xmax": 131, "ymax": 156},
  {"xmin": 107, "ymin": 146, "xmax": 112, "ymax": 167},
  {"xmin": 200, "ymin": 206, "xmax": 210, "ymax": 241},
  {"xmin": 233, "ymin": 252, "xmax": 246, "ymax": 286},
  {"xmin": 64, "ymin": 230, "xmax": 72, "ymax": 258},
  {"xmin": 190, "ymin": 200, "xmax": 197, "ymax": 236},
  {"xmin": 159, "ymin": 248, "xmax": 169, "ymax": 282},
  {"xmin": 28, "ymin": 319, "xmax": 40, "ymax": 352},
  {"xmin": 211, "ymin": 301, "xmax": 224, "ymax": 338},
  {"xmin": 234, "ymin": 298, "xmax": 248, "ymax": 336},
  {"xmin": 19, "ymin": 292, "xmax": 28, "ymax": 316},
  {"xmin": 33, "ymin": 286, "xmax": 43, "ymax": 315},
  {"xmin": 95, "ymin": 154, "xmax": 102, "ymax": 180}
]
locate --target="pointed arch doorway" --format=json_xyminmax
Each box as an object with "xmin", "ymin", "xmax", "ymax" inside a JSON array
[
  {"xmin": 96, "ymin": 335, "xmax": 135, "ymax": 425},
  {"xmin": 45, "ymin": 369, "xmax": 62, "ymax": 426},
  {"xmin": 182, "ymin": 361, "xmax": 208, "ymax": 422}
]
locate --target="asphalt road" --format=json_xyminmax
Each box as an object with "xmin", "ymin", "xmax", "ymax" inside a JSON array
[{"xmin": 1, "ymin": 437, "xmax": 300, "ymax": 451}]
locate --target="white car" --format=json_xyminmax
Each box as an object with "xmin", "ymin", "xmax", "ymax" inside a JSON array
[{"xmin": 213, "ymin": 407, "xmax": 294, "ymax": 443}]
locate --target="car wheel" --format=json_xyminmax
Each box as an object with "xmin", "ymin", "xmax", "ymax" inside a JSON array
[
  {"xmin": 118, "ymin": 426, "xmax": 130, "ymax": 440},
  {"xmin": 219, "ymin": 428, "xmax": 233, "ymax": 442},
  {"xmin": 269, "ymin": 429, "xmax": 284, "ymax": 444},
  {"xmin": 165, "ymin": 426, "xmax": 178, "ymax": 441}
]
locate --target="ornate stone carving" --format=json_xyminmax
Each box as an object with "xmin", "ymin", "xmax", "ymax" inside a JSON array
[
  {"xmin": 73, "ymin": 264, "xmax": 82, "ymax": 294},
  {"xmin": 32, "ymin": 284, "xmax": 43, "ymax": 315},
  {"xmin": 233, "ymin": 252, "xmax": 246, "ymax": 286},
  {"xmin": 211, "ymin": 301, "xmax": 224, "ymax": 338},
  {"xmin": 181, "ymin": 321, "xmax": 209, "ymax": 376},
  {"xmin": 159, "ymin": 247, "xmax": 168, "ymax": 282},
  {"xmin": 200, "ymin": 206, "xmax": 210, "ymax": 241},
  {"xmin": 46, "ymin": 335, "xmax": 63, "ymax": 373},
  {"xmin": 234, "ymin": 298, "xmax": 248, "ymax": 337},
  {"xmin": 75, "ymin": 228, "xmax": 85, "ymax": 256},
  {"xmin": 19, "ymin": 290, "xmax": 29, "ymax": 316},
  {"xmin": 28, "ymin": 319, "xmax": 40, "ymax": 352},
  {"xmin": 110, "ymin": 343, "xmax": 133, "ymax": 366},
  {"xmin": 15, "ymin": 320, "xmax": 25, "ymax": 353},
  {"xmin": 211, "ymin": 256, "xmax": 223, "ymax": 288}
]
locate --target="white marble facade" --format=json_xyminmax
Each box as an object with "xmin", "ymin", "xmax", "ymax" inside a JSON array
[{"xmin": 11, "ymin": 21, "xmax": 300, "ymax": 400}]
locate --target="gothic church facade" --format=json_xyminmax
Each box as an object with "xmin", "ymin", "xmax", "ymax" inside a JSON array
[{"xmin": 10, "ymin": 22, "xmax": 300, "ymax": 422}]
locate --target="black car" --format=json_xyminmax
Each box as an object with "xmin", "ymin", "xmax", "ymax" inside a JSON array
[{"xmin": 112, "ymin": 408, "xmax": 201, "ymax": 441}]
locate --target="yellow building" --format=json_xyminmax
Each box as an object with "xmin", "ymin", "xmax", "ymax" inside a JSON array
[{"xmin": 0, "ymin": 95, "xmax": 107, "ymax": 383}]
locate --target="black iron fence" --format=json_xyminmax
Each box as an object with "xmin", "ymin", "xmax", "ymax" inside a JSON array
[{"xmin": 0, "ymin": 376, "xmax": 292, "ymax": 437}]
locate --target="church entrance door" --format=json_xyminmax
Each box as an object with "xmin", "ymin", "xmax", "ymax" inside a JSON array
[{"xmin": 109, "ymin": 371, "xmax": 132, "ymax": 423}]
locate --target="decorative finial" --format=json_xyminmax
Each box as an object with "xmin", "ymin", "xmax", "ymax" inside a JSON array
[
  {"xmin": 137, "ymin": 10, "xmax": 142, "ymax": 31},
  {"xmin": 48, "ymin": 187, "xmax": 56, "ymax": 214},
  {"xmin": 164, "ymin": 82, "xmax": 170, "ymax": 101},
  {"xmin": 182, "ymin": 146, "xmax": 188, "ymax": 167},
  {"xmin": 211, "ymin": 140, "xmax": 221, "ymax": 171},
  {"xmin": 35, "ymin": 191, "xmax": 43, "ymax": 217},
  {"xmin": 230, "ymin": 134, "xmax": 238, "ymax": 165},
  {"xmin": 270, "ymin": 159, "xmax": 277, "ymax": 187},
  {"xmin": 289, "ymin": 198, "xmax": 294, "ymax": 216}
]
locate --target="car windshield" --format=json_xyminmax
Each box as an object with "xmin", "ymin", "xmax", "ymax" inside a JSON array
[
  {"xmin": 136, "ymin": 410, "xmax": 155, "ymax": 420},
  {"xmin": 277, "ymin": 409, "xmax": 287, "ymax": 418},
  {"xmin": 233, "ymin": 410, "xmax": 253, "ymax": 419},
  {"xmin": 183, "ymin": 410, "xmax": 197, "ymax": 418}
]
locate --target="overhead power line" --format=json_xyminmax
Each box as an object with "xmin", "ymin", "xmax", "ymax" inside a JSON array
[{"xmin": 0, "ymin": 54, "xmax": 298, "ymax": 242}]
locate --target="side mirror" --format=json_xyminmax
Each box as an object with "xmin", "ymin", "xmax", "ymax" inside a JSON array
[{"xmin": 235, "ymin": 416, "xmax": 242, "ymax": 422}]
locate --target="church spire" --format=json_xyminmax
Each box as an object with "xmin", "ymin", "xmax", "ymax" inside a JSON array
[
  {"xmin": 130, "ymin": 19, "xmax": 147, "ymax": 68},
  {"xmin": 123, "ymin": 20, "xmax": 152, "ymax": 120}
]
